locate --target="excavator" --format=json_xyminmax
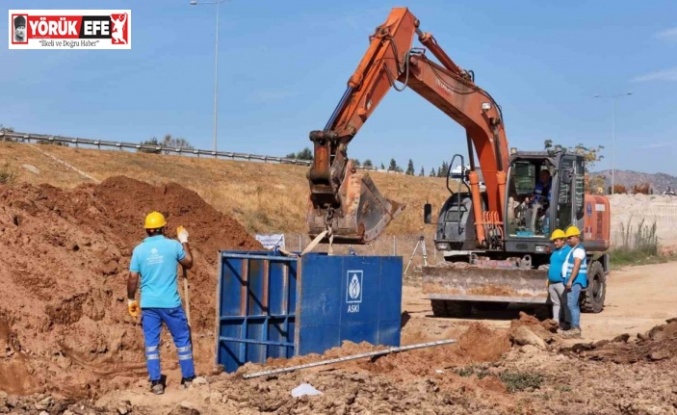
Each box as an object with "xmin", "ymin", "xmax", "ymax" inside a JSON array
[{"xmin": 305, "ymin": 7, "xmax": 611, "ymax": 317}]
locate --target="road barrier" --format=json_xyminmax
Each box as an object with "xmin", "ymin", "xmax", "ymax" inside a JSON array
[
  {"xmin": 0, "ymin": 130, "xmax": 313, "ymax": 166},
  {"xmin": 0, "ymin": 129, "xmax": 409, "ymax": 174}
]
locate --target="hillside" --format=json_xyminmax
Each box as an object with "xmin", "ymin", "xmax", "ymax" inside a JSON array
[
  {"xmin": 591, "ymin": 169, "xmax": 677, "ymax": 194},
  {"xmin": 0, "ymin": 141, "xmax": 450, "ymax": 236},
  {"xmin": 3, "ymin": 142, "xmax": 676, "ymax": 250}
]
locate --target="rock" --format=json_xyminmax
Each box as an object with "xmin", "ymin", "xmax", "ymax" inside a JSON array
[
  {"xmin": 511, "ymin": 326, "xmax": 547, "ymax": 350},
  {"xmin": 35, "ymin": 396, "xmax": 52, "ymax": 411},
  {"xmin": 174, "ymin": 402, "xmax": 201, "ymax": 415},
  {"xmin": 192, "ymin": 376, "xmax": 208, "ymax": 386},
  {"xmin": 649, "ymin": 349, "xmax": 670, "ymax": 361},
  {"xmin": 209, "ymin": 391, "xmax": 223, "ymax": 403},
  {"xmin": 63, "ymin": 410, "xmax": 75, "ymax": 415},
  {"xmin": 520, "ymin": 344, "xmax": 539, "ymax": 354},
  {"xmin": 22, "ymin": 164, "xmax": 40, "ymax": 174},
  {"xmin": 39, "ymin": 412, "xmax": 49, "ymax": 415},
  {"xmin": 6, "ymin": 395, "xmax": 18, "ymax": 408},
  {"xmin": 180, "ymin": 401, "xmax": 198, "ymax": 410},
  {"xmin": 57, "ymin": 355, "xmax": 72, "ymax": 369}
]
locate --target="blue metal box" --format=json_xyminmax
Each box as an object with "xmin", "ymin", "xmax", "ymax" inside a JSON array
[{"xmin": 215, "ymin": 251, "xmax": 403, "ymax": 373}]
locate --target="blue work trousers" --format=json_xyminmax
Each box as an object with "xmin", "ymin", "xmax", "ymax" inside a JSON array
[
  {"xmin": 141, "ymin": 306, "xmax": 195, "ymax": 381},
  {"xmin": 566, "ymin": 284, "xmax": 582, "ymax": 329}
]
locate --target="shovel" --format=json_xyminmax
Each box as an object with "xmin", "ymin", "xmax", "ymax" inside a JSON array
[{"xmin": 182, "ymin": 265, "xmax": 191, "ymax": 324}]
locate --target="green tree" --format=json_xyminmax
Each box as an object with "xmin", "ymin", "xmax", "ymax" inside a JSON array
[
  {"xmin": 352, "ymin": 159, "xmax": 361, "ymax": 167},
  {"xmin": 296, "ymin": 147, "xmax": 313, "ymax": 160},
  {"xmin": 429, "ymin": 167, "xmax": 436, "ymax": 177},
  {"xmin": 139, "ymin": 134, "xmax": 194, "ymax": 154},
  {"xmin": 139, "ymin": 137, "xmax": 162, "ymax": 154},
  {"xmin": 380, "ymin": 162, "xmax": 386, "ymax": 170},
  {"xmin": 405, "ymin": 159, "xmax": 415, "ymax": 175},
  {"xmin": 544, "ymin": 139, "xmax": 604, "ymax": 172},
  {"xmin": 285, "ymin": 147, "xmax": 313, "ymax": 160},
  {"xmin": 544, "ymin": 139, "xmax": 605, "ymax": 192},
  {"xmin": 363, "ymin": 159, "xmax": 374, "ymax": 169},
  {"xmin": 419, "ymin": 167, "xmax": 425, "ymax": 176},
  {"xmin": 438, "ymin": 161, "xmax": 449, "ymax": 177}
]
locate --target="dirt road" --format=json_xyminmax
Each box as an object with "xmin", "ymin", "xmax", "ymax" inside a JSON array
[{"xmin": 402, "ymin": 261, "xmax": 677, "ymax": 343}]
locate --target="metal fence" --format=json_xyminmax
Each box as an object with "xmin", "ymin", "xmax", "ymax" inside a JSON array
[{"xmin": 0, "ymin": 129, "xmax": 408, "ymax": 174}]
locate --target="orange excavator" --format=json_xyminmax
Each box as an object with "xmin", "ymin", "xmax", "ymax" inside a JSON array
[{"xmin": 306, "ymin": 7, "xmax": 611, "ymax": 316}]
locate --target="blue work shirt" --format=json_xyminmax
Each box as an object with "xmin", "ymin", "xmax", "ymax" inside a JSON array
[
  {"xmin": 531, "ymin": 179, "xmax": 552, "ymax": 206},
  {"xmin": 548, "ymin": 244, "xmax": 572, "ymax": 283},
  {"xmin": 130, "ymin": 235, "xmax": 186, "ymax": 308}
]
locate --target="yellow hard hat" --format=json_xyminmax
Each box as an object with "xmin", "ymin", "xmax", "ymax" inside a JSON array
[
  {"xmin": 564, "ymin": 225, "xmax": 581, "ymax": 238},
  {"xmin": 550, "ymin": 229, "xmax": 566, "ymax": 241},
  {"xmin": 144, "ymin": 211, "xmax": 167, "ymax": 229}
]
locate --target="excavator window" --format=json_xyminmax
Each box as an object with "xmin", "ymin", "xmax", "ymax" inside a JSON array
[
  {"xmin": 556, "ymin": 157, "xmax": 575, "ymax": 230},
  {"xmin": 506, "ymin": 160, "xmax": 553, "ymax": 237}
]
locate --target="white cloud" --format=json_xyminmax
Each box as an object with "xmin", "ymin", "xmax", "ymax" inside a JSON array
[
  {"xmin": 631, "ymin": 66, "xmax": 677, "ymax": 82},
  {"xmin": 655, "ymin": 27, "xmax": 677, "ymax": 41}
]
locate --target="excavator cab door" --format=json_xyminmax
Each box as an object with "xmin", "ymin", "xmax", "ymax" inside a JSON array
[{"xmin": 553, "ymin": 155, "xmax": 586, "ymax": 233}]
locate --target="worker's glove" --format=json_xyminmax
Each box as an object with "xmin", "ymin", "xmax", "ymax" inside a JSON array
[
  {"xmin": 128, "ymin": 299, "xmax": 140, "ymax": 318},
  {"xmin": 177, "ymin": 226, "xmax": 189, "ymax": 244}
]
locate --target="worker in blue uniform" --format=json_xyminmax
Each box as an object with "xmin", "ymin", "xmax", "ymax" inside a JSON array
[{"xmin": 127, "ymin": 211, "xmax": 196, "ymax": 395}]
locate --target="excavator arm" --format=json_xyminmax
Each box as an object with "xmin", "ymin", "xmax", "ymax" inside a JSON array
[{"xmin": 307, "ymin": 7, "xmax": 509, "ymax": 246}]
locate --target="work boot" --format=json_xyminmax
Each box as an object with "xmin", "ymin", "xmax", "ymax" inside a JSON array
[
  {"xmin": 562, "ymin": 327, "xmax": 582, "ymax": 339},
  {"xmin": 181, "ymin": 376, "xmax": 196, "ymax": 390},
  {"xmin": 150, "ymin": 380, "xmax": 164, "ymax": 395}
]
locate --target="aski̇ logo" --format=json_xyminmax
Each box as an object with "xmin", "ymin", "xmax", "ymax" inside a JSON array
[{"xmin": 9, "ymin": 10, "xmax": 132, "ymax": 50}]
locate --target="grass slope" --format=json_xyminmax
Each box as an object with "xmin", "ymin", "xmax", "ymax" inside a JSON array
[{"xmin": 0, "ymin": 142, "xmax": 451, "ymax": 236}]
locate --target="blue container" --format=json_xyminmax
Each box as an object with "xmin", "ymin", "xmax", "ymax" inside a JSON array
[{"xmin": 215, "ymin": 251, "xmax": 403, "ymax": 373}]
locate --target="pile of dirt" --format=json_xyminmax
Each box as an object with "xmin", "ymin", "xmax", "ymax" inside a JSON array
[
  {"xmin": 563, "ymin": 317, "xmax": 677, "ymax": 363},
  {"xmin": 0, "ymin": 176, "xmax": 261, "ymax": 398}
]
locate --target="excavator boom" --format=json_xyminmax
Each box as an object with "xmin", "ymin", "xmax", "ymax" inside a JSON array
[{"xmin": 307, "ymin": 7, "xmax": 509, "ymax": 245}]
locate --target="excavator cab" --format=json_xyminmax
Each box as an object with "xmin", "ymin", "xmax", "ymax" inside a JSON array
[{"xmin": 429, "ymin": 150, "xmax": 586, "ymax": 259}]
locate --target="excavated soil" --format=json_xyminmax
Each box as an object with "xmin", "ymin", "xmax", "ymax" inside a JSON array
[
  {"xmin": 0, "ymin": 176, "xmax": 261, "ymax": 398},
  {"xmin": 2, "ymin": 176, "xmax": 677, "ymax": 413},
  {"xmin": 562, "ymin": 317, "xmax": 677, "ymax": 364}
]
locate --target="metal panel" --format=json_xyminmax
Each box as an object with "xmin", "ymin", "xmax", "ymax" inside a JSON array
[
  {"xmin": 216, "ymin": 251, "xmax": 298, "ymax": 373},
  {"xmin": 216, "ymin": 251, "xmax": 403, "ymax": 373}
]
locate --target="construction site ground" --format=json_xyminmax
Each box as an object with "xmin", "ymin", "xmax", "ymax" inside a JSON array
[{"xmin": 1, "ymin": 160, "xmax": 677, "ymax": 413}]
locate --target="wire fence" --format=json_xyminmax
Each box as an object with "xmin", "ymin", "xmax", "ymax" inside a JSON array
[{"xmin": 282, "ymin": 233, "xmax": 442, "ymax": 279}]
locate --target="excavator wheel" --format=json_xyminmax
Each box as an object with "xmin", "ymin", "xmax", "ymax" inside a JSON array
[
  {"xmin": 580, "ymin": 260, "xmax": 606, "ymax": 313},
  {"xmin": 431, "ymin": 300, "xmax": 472, "ymax": 318}
]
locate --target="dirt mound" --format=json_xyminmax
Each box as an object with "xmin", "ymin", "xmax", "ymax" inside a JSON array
[
  {"xmin": 0, "ymin": 176, "xmax": 261, "ymax": 398},
  {"xmin": 563, "ymin": 317, "xmax": 677, "ymax": 363}
]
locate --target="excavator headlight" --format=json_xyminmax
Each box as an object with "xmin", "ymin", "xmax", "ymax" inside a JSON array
[
  {"xmin": 510, "ymin": 147, "xmax": 517, "ymax": 155},
  {"xmin": 534, "ymin": 245, "xmax": 548, "ymax": 253},
  {"xmin": 481, "ymin": 102, "xmax": 491, "ymax": 111},
  {"xmin": 436, "ymin": 242, "xmax": 451, "ymax": 251}
]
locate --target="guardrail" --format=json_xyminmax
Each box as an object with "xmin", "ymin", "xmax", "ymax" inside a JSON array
[
  {"xmin": 0, "ymin": 130, "xmax": 314, "ymax": 166},
  {"xmin": 0, "ymin": 130, "xmax": 414, "ymax": 174}
]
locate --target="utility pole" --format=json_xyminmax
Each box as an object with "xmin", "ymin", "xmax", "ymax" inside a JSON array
[
  {"xmin": 190, "ymin": 0, "xmax": 229, "ymax": 153},
  {"xmin": 594, "ymin": 92, "xmax": 633, "ymax": 195}
]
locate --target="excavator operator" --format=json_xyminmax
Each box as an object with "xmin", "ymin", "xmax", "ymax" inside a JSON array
[{"xmin": 524, "ymin": 169, "xmax": 552, "ymax": 234}]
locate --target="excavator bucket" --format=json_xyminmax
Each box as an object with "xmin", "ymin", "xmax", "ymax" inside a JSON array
[
  {"xmin": 421, "ymin": 260, "xmax": 549, "ymax": 317},
  {"xmin": 307, "ymin": 169, "xmax": 405, "ymax": 244}
]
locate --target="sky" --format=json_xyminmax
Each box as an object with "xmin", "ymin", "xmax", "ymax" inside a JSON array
[{"xmin": 2, "ymin": 0, "xmax": 677, "ymax": 175}]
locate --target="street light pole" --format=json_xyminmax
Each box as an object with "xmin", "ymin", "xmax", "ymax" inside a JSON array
[
  {"xmin": 190, "ymin": 0, "xmax": 229, "ymax": 153},
  {"xmin": 594, "ymin": 92, "xmax": 633, "ymax": 195}
]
